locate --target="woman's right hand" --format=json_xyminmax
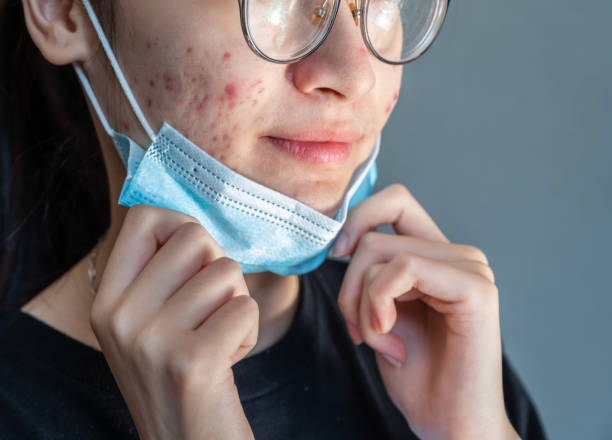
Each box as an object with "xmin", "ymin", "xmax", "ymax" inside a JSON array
[{"xmin": 89, "ymin": 205, "xmax": 258, "ymax": 440}]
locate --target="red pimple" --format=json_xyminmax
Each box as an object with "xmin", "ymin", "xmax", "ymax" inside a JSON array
[
  {"xmin": 122, "ymin": 122, "xmax": 130, "ymax": 130},
  {"xmin": 225, "ymin": 83, "xmax": 237, "ymax": 99},
  {"xmin": 146, "ymin": 42, "xmax": 152, "ymax": 49},
  {"xmin": 224, "ymin": 144, "xmax": 230, "ymax": 150},
  {"xmin": 257, "ymin": 87, "xmax": 264, "ymax": 94},
  {"xmin": 163, "ymin": 73, "xmax": 177, "ymax": 91},
  {"xmin": 212, "ymin": 136, "xmax": 218, "ymax": 142},
  {"xmin": 196, "ymin": 96, "xmax": 209, "ymax": 112},
  {"xmin": 187, "ymin": 47, "xmax": 192, "ymax": 54},
  {"xmin": 147, "ymin": 98, "xmax": 152, "ymax": 108},
  {"xmin": 149, "ymin": 80, "xmax": 155, "ymax": 88},
  {"xmin": 385, "ymin": 103, "xmax": 392, "ymax": 114},
  {"xmin": 222, "ymin": 134, "xmax": 229, "ymax": 141},
  {"xmin": 222, "ymin": 52, "xmax": 231, "ymax": 60},
  {"xmin": 393, "ymin": 92, "xmax": 399, "ymax": 101},
  {"xmin": 251, "ymin": 99, "xmax": 258, "ymax": 107},
  {"xmin": 359, "ymin": 47, "xmax": 367, "ymax": 56}
]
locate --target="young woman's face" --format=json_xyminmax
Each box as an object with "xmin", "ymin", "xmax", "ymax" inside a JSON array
[{"xmin": 94, "ymin": 0, "xmax": 402, "ymax": 216}]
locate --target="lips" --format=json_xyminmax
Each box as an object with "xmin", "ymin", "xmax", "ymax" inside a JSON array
[
  {"xmin": 265, "ymin": 136, "xmax": 352, "ymax": 164},
  {"xmin": 263, "ymin": 128, "xmax": 360, "ymax": 164}
]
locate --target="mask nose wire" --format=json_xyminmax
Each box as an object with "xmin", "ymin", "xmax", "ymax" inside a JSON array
[{"xmin": 77, "ymin": 0, "xmax": 157, "ymax": 143}]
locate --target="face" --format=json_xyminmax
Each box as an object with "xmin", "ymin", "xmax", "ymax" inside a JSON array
[{"xmin": 86, "ymin": 0, "xmax": 402, "ymax": 217}]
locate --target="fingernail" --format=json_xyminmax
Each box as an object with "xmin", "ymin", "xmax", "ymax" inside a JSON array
[
  {"xmin": 331, "ymin": 232, "xmax": 349, "ymax": 257},
  {"xmin": 347, "ymin": 322, "xmax": 362, "ymax": 345},
  {"xmin": 381, "ymin": 352, "xmax": 403, "ymax": 368}
]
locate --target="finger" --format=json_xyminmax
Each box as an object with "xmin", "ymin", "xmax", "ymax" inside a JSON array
[
  {"xmin": 332, "ymin": 184, "xmax": 449, "ymax": 257},
  {"xmin": 116, "ymin": 221, "xmax": 226, "ymax": 328},
  {"xmin": 193, "ymin": 294, "xmax": 260, "ymax": 367},
  {"xmin": 155, "ymin": 257, "xmax": 249, "ymax": 332},
  {"xmin": 366, "ymin": 252, "xmax": 498, "ymax": 334},
  {"xmin": 337, "ymin": 232, "xmax": 491, "ymax": 329},
  {"xmin": 359, "ymin": 270, "xmax": 407, "ymax": 364},
  {"xmin": 98, "ymin": 205, "xmax": 205, "ymax": 308}
]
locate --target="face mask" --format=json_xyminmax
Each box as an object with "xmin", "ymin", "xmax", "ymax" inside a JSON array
[{"xmin": 74, "ymin": 0, "xmax": 380, "ymax": 276}]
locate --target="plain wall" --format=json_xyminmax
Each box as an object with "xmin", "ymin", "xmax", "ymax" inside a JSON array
[{"xmin": 376, "ymin": 1, "xmax": 612, "ymax": 439}]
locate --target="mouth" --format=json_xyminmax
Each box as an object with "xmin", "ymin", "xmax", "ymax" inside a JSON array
[
  {"xmin": 262, "ymin": 129, "xmax": 359, "ymax": 165},
  {"xmin": 264, "ymin": 137, "xmax": 351, "ymax": 164}
]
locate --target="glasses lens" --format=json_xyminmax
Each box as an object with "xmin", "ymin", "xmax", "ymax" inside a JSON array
[
  {"xmin": 365, "ymin": 0, "xmax": 446, "ymax": 64},
  {"xmin": 246, "ymin": 0, "xmax": 337, "ymax": 61}
]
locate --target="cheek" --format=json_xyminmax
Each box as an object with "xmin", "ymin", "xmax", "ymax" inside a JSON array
[
  {"xmin": 384, "ymin": 91, "xmax": 399, "ymax": 115},
  {"xmin": 140, "ymin": 47, "xmax": 269, "ymax": 166}
]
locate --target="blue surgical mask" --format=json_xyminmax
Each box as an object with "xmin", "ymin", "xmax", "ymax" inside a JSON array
[{"xmin": 74, "ymin": 0, "xmax": 380, "ymax": 276}]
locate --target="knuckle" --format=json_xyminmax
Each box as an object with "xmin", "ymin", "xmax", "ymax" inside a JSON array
[
  {"xmin": 395, "ymin": 251, "xmax": 418, "ymax": 274},
  {"xmin": 176, "ymin": 221, "xmax": 210, "ymax": 245},
  {"xmin": 166, "ymin": 347, "xmax": 205, "ymax": 390},
  {"xmin": 230, "ymin": 294, "xmax": 259, "ymax": 318},
  {"xmin": 359, "ymin": 231, "xmax": 381, "ymax": 252},
  {"xmin": 124, "ymin": 204, "xmax": 155, "ymax": 230},
  {"xmin": 469, "ymin": 280, "xmax": 499, "ymax": 312},
  {"xmin": 389, "ymin": 183, "xmax": 412, "ymax": 199},
  {"xmin": 363, "ymin": 265, "xmax": 380, "ymax": 292},
  {"xmin": 475, "ymin": 261, "xmax": 495, "ymax": 283},
  {"xmin": 107, "ymin": 306, "xmax": 132, "ymax": 345},
  {"xmin": 461, "ymin": 244, "xmax": 489, "ymax": 265},
  {"xmin": 132, "ymin": 321, "xmax": 164, "ymax": 365}
]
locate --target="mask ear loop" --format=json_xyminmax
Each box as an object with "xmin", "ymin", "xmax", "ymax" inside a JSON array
[{"xmin": 78, "ymin": 0, "xmax": 156, "ymax": 143}]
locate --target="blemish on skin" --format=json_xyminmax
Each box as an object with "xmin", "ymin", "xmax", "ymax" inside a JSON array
[
  {"xmin": 358, "ymin": 47, "xmax": 367, "ymax": 56},
  {"xmin": 195, "ymin": 96, "xmax": 209, "ymax": 112},
  {"xmin": 225, "ymin": 83, "xmax": 237, "ymax": 99},
  {"xmin": 393, "ymin": 91, "xmax": 399, "ymax": 101},
  {"xmin": 257, "ymin": 87, "xmax": 265, "ymax": 94},
  {"xmin": 146, "ymin": 42, "xmax": 152, "ymax": 49},
  {"xmin": 147, "ymin": 98, "xmax": 152, "ymax": 108},
  {"xmin": 222, "ymin": 134, "xmax": 229, "ymax": 141},
  {"xmin": 163, "ymin": 73, "xmax": 177, "ymax": 92},
  {"xmin": 222, "ymin": 52, "xmax": 231, "ymax": 61},
  {"xmin": 219, "ymin": 154, "xmax": 227, "ymax": 162},
  {"xmin": 248, "ymin": 79, "xmax": 263, "ymax": 90},
  {"xmin": 149, "ymin": 80, "xmax": 156, "ymax": 88},
  {"xmin": 122, "ymin": 122, "xmax": 130, "ymax": 130},
  {"xmin": 224, "ymin": 144, "xmax": 230, "ymax": 151},
  {"xmin": 251, "ymin": 99, "xmax": 258, "ymax": 106},
  {"xmin": 212, "ymin": 136, "xmax": 218, "ymax": 142},
  {"xmin": 385, "ymin": 103, "xmax": 392, "ymax": 114},
  {"xmin": 186, "ymin": 47, "xmax": 192, "ymax": 54}
]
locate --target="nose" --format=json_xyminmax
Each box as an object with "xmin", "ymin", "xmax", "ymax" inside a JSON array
[{"xmin": 287, "ymin": 1, "xmax": 375, "ymax": 102}]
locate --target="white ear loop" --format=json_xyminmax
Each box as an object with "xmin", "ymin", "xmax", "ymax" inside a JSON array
[{"xmin": 78, "ymin": 0, "xmax": 156, "ymax": 142}]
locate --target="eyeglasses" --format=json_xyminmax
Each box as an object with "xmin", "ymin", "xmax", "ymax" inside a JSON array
[{"xmin": 238, "ymin": 0, "xmax": 449, "ymax": 65}]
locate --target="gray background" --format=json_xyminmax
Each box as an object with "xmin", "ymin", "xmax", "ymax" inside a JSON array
[{"xmin": 376, "ymin": 0, "xmax": 612, "ymax": 439}]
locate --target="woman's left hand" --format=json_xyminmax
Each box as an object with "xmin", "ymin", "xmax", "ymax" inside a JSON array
[{"xmin": 333, "ymin": 184, "xmax": 520, "ymax": 440}]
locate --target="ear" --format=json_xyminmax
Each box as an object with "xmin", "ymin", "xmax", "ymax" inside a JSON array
[{"xmin": 22, "ymin": 0, "xmax": 94, "ymax": 65}]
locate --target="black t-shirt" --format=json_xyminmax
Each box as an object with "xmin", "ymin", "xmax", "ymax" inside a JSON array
[{"xmin": 0, "ymin": 259, "xmax": 547, "ymax": 439}]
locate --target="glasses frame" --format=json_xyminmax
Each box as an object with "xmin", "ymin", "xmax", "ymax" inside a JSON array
[{"xmin": 238, "ymin": 0, "xmax": 449, "ymax": 65}]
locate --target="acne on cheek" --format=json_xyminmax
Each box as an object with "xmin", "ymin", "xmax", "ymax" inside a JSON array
[
  {"xmin": 385, "ymin": 91, "xmax": 399, "ymax": 114},
  {"xmin": 139, "ymin": 46, "xmax": 266, "ymax": 165}
]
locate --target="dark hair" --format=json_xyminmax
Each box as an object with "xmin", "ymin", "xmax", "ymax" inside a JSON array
[{"xmin": 0, "ymin": 0, "xmax": 112, "ymax": 310}]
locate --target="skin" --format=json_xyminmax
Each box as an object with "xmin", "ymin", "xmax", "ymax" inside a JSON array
[{"xmin": 20, "ymin": 0, "xmax": 520, "ymax": 438}]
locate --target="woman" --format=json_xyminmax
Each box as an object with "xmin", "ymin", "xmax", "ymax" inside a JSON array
[{"xmin": 0, "ymin": 0, "xmax": 547, "ymax": 438}]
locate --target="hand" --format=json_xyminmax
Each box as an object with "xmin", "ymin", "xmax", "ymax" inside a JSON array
[
  {"xmin": 90, "ymin": 205, "xmax": 257, "ymax": 440},
  {"xmin": 334, "ymin": 185, "xmax": 520, "ymax": 440}
]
